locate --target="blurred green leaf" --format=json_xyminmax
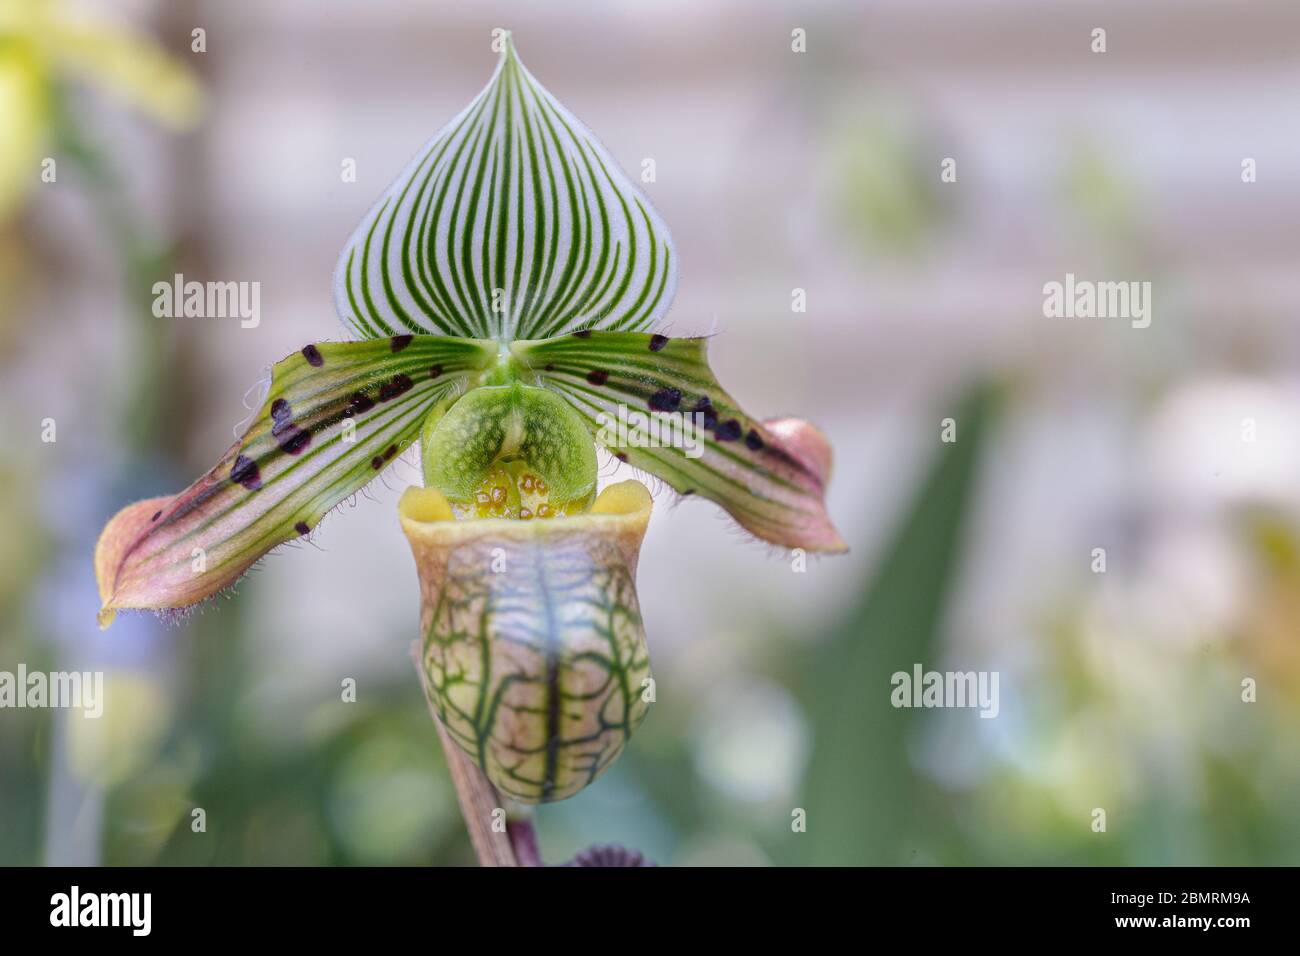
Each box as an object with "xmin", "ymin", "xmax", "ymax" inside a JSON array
[{"xmin": 790, "ymin": 384, "xmax": 996, "ymax": 865}]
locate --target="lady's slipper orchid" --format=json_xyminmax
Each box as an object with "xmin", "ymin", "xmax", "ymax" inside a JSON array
[{"xmin": 94, "ymin": 34, "xmax": 845, "ymax": 802}]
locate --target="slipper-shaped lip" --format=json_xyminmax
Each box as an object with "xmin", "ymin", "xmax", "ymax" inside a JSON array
[{"xmin": 400, "ymin": 479, "xmax": 655, "ymax": 804}]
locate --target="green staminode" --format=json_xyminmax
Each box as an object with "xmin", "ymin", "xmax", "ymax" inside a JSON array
[{"xmin": 421, "ymin": 381, "xmax": 597, "ymax": 516}]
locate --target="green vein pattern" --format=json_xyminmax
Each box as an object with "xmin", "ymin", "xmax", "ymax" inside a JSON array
[{"xmin": 420, "ymin": 527, "xmax": 651, "ymax": 803}]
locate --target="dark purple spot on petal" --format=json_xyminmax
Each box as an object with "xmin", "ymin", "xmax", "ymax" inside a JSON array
[
  {"xmin": 275, "ymin": 426, "xmax": 311, "ymax": 455},
  {"xmin": 692, "ymin": 397, "xmax": 719, "ymax": 430},
  {"xmin": 294, "ymin": 521, "xmax": 310, "ymax": 535},
  {"xmin": 302, "ymin": 344, "xmax": 324, "ymax": 367},
  {"xmin": 429, "ymin": 364, "xmax": 443, "ymax": 379},
  {"xmin": 615, "ymin": 452, "xmax": 628, "ymax": 462},
  {"xmin": 649, "ymin": 334, "xmax": 668, "ymax": 352},
  {"xmin": 272, "ymin": 405, "xmax": 311, "ymax": 454},
  {"xmin": 348, "ymin": 391, "xmax": 375, "ymax": 416},
  {"xmin": 744, "ymin": 429, "xmax": 764, "ymax": 451},
  {"xmin": 378, "ymin": 373, "xmax": 414, "ymax": 402},
  {"xmin": 544, "ymin": 363, "xmax": 555, "ymax": 372},
  {"xmin": 715, "ymin": 419, "xmax": 742, "ymax": 442},
  {"xmin": 390, "ymin": 334, "xmax": 413, "ymax": 352},
  {"xmin": 587, "ymin": 369, "xmax": 609, "ymax": 386},
  {"xmin": 573, "ymin": 329, "xmax": 591, "ymax": 338},
  {"xmin": 151, "ymin": 510, "xmax": 161, "ymax": 522},
  {"xmin": 649, "ymin": 387, "xmax": 682, "ymax": 412},
  {"xmin": 231, "ymin": 455, "xmax": 262, "ymax": 491},
  {"xmin": 370, "ymin": 455, "xmax": 384, "ymax": 470},
  {"xmin": 383, "ymin": 444, "xmax": 398, "ymax": 462},
  {"xmin": 681, "ymin": 489, "xmax": 695, "ymax": 496}
]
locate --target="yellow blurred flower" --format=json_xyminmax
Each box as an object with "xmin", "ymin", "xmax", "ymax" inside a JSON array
[{"xmin": 0, "ymin": 0, "xmax": 203, "ymax": 220}]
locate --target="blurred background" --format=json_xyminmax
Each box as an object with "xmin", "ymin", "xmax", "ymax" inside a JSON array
[{"xmin": 3, "ymin": 0, "xmax": 1300, "ymax": 866}]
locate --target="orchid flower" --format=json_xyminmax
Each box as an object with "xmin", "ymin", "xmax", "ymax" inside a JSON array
[{"xmin": 94, "ymin": 35, "xmax": 845, "ymax": 804}]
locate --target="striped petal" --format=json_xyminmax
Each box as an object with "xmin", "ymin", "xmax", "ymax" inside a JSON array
[
  {"xmin": 95, "ymin": 335, "xmax": 496, "ymax": 627},
  {"xmin": 510, "ymin": 332, "xmax": 847, "ymax": 553},
  {"xmin": 333, "ymin": 33, "xmax": 676, "ymax": 343}
]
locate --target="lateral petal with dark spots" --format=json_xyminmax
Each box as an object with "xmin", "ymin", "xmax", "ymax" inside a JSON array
[{"xmin": 94, "ymin": 335, "xmax": 496, "ymax": 627}]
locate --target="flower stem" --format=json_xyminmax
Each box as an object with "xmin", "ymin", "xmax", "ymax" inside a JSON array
[
  {"xmin": 507, "ymin": 814, "xmax": 544, "ymax": 867},
  {"xmin": 411, "ymin": 644, "xmax": 518, "ymax": 866}
]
